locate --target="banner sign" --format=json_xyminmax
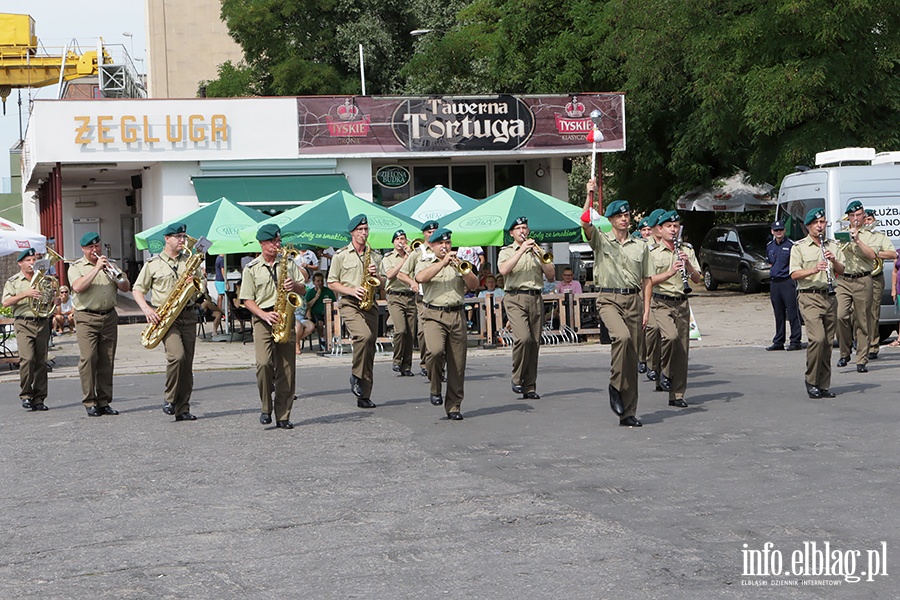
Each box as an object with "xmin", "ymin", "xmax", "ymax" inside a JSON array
[{"xmin": 297, "ymin": 93, "xmax": 625, "ymax": 156}]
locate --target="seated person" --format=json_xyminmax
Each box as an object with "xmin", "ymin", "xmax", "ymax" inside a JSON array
[
  {"xmin": 229, "ymin": 283, "xmax": 253, "ymax": 334},
  {"xmin": 295, "ymin": 296, "xmax": 316, "ymax": 355},
  {"xmin": 555, "ymin": 267, "xmax": 583, "ymax": 295},
  {"xmin": 304, "ymin": 272, "xmax": 336, "ymax": 348},
  {"xmin": 477, "ymin": 275, "xmax": 505, "ymax": 299},
  {"xmin": 53, "ymin": 286, "xmax": 76, "ymax": 334}
]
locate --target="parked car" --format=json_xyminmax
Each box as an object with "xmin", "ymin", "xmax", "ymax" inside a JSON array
[{"xmin": 698, "ymin": 224, "xmax": 772, "ymax": 293}]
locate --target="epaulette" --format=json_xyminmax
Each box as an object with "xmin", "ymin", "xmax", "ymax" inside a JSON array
[
  {"xmin": 6, "ymin": 273, "xmax": 19, "ymax": 282},
  {"xmin": 334, "ymin": 246, "xmax": 350, "ymax": 256},
  {"xmin": 246, "ymin": 257, "xmax": 262, "ymax": 268},
  {"xmin": 681, "ymin": 242, "xmax": 693, "ymax": 249},
  {"xmin": 647, "ymin": 242, "xmax": 657, "ymax": 251}
]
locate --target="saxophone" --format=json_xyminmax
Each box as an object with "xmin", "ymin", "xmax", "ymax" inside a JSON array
[
  {"xmin": 272, "ymin": 244, "xmax": 303, "ymax": 344},
  {"xmin": 357, "ymin": 244, "xmax": 381, "ymax": 311},
  {"xmin": 140, "ymin": 236, "xmax": 206, "ymax": 349}
]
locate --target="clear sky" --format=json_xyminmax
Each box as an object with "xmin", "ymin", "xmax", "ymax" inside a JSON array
[{"xmin": 0, "ymin": 0, "xmax": 145, "ymax": 182}]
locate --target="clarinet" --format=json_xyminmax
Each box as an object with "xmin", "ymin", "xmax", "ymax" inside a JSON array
[
  {"xmin": 676, "ymin": 232, "xmax": 692, "ymax": 295},
  {"xmin": 819, "ymin": 234, "xmax": 837, "ymax": 296}
]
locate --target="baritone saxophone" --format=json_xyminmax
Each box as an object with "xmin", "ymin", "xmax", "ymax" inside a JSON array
[
  {"xmin": 272, "ymin": 244, "xmax": 303, "ymax": 344},
  {"xmin": 140, "ymin": 236, "xmax": 206, "ymax": 349}
]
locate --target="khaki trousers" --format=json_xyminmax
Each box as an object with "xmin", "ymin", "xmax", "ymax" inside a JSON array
[
  {"xmin": 651, "ymin": 297, "xmax": 690, "ymax": 401},
  {"xmin": 416, "ymin": 297, "xmax": 427, "ymax": 369},
  {"xmin": 340, "ymin": 298, "xmax": 377, "ymax": 398},
  {"xmin": 422, "ymin": 306, "xmax": 467, "ymax": 413},
  {"xmin": 252, "ymin": 316, "xmax": 296, "ymax": 421},
  {"xmin": 645, "ymin": 309, "xmax": 660, "ymax": 372},
  {"xmin": 597, "ymin": 291, "xmax": 641, "ymax": 418},
  {"xmin": 386, "ymin": 293, "xmax": 416, "ymax": 372},
  {"xmin": 504, "ymin": 292, "xmax": 542, "ymax": 393},
  {"xmin": 161, "ymin": 309, "xmax": 197, "ymax": 416},
  {"xmin": 799, "ymin": 292, "xmax": 837, "ymax": 390},
  {"xmin": 836, "ymin": 275, "xmax": 872, "ymax": 365},
  {"xmin": 75, "ymin": 310, "xmax": 118, "ymax": 408},
  {"xmin": 14, "ymin": 317, "xmax": 50, "ymax": 403},
  {"xmin": 869, "ymin": 275, "xmax": 885, "ymax": 356}
]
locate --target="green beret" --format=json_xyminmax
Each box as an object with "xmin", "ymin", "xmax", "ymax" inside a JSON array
[
  {"xmin": 604, "ymin": 200, "xmax": 630, "ymax": 218},
  {"xmin": 804, "ymin": 208, "xmax": 826, "ymax": 225},
  {"xmin": 631, "ymin": 230, "xmax": 642, "ymax": 239},
  {"xmin": 348, "ymin": 214, "xmax": 368, "ymax": 231},
  {"xmin": 845, "ymin": 200, "xmax": 863, "ymax": 214},
  {"xmin": 256, "ymin": 223, "xmax": 281, "ymax": 242},
  {"xmin": 421, "ymin": 220, "xmax": 439, "ymax": 232},
  {"xmin": 430, "ymin": 227, "xmax": 452, "ymax": 242},
  {"xmin": 17, "ymin": 248, "xmax": 36, "ymax": 261},
  {"xmin": 79, "ymin": 232, "xmax": 101, "ymax": 247},
  {"xmin": 163, "ymin": 223, "xmax": 187, "ymax": 236},
  {"xmin": 392, "ymin": 230, "xmax": 406, "ymax": 242},
  {"xmin": 656, "ymin": 210, "xmax": 681, "ymax": 225},
  {"xmin": 864, "ymin": 208, "xmax": 875, "ymax": 217},
  {"xmin": 508, "ymin": 216, "xmax": 528, "ymax": 229},
  {"xmin": 638, "ymin": 217, "xmax": 653, "ymax": 229},
  {"xmin": 647, "ymin": 209, "xmax": 666, "ymax": 227}
]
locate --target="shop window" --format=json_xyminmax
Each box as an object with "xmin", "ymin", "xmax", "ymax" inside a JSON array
[
  {"xmin": 413, "ymin": 166, "xmax": 450, "ymax": 193},
  {"xmin": 452, "ymin": 165, "xmax": 487, "ymax": 199},
  {"xmin": 494, "ymin": 164, "xmax": 525, "ymax": 191}
]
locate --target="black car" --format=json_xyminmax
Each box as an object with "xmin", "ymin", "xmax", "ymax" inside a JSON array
[{"xmin": 698, "ymin": 224, "xmax": 772, "ymax": 293}]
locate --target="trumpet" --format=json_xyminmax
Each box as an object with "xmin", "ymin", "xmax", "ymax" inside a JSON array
[
  {"xmin": 94, "ymin": 250, "xmax": 127, "ymax": 284},
  {"xmin": 520, "ymin": 235, "xmax": 553, "ymax": 264},
  {"xmin": 448, "ymin": 255, "xmax": 473, "ymax": 275}
]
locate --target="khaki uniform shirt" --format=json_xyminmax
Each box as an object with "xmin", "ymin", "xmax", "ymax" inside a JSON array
[
  {"xmin": 588, "ymin": 229, "xmax": 651, "ymax": 288},
  {"xmin": 415, "ymin": 257, "xmax": 466, "ymax": 307},
  {"xmin": 866, "ymin": 229, "xmax": 896, "ymax": 261},
  {"xmin": 401, "ymin": 245, "xmax": 434, "ymax": 296},
  {"xmin": 497, "ymin": 243, "xmax": 543, "ymax": 291},
  {"xmin": 382, "ymin": 250, "xmax": 413, "ymax": 292},
  {"xmin": 133, "ymin": 252, "xmax": 202, "ymax": 307},
  {"xmin": 789, "ymin": 235, "xmax": 845, "ymax": 290},
  {"xmin": 239, "ymin": 256, "xmax": 304, "ymax": 309},
  {"xmin": 842, "ymin": 230, "xmax": 888, "ymax": 274},
  {"xmin": 649, "ymin": 243, "xmax": 700, "ymax": 296},
  {"xmin": 2, "ymin": 273, "xmax": 39, "ymax": 318},
  {"xmin": 68, "ymin": 256, "xmax": 119, "ymax": 311},
  {"xmin": 327, "ymin": 244, "xmax": 384, "ymax": 290}
]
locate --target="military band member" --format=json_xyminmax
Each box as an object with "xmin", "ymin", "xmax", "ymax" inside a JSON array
[
  {"xmin": 862, "ymin": 208, "xmax": 897, "ymax": 360},
  {"xmin": 635, "ymin": 214, "xmax": 655, "ymax": 374},
  {"xmin": 790, "ymin": 208, "xmax": 845, "ymax": 398},
  {"xmin": 68, "ymin": 232, "xmax": 131, "ymax": 417},
  {"xmin": 644, "ymin": 212, "xmax": 702, "ymax": 408},
  {"xmin": 643, "ymin": 208, "xmax": 667, "ymax": 381},
  {"xmin": 328, "ymin": 214, "xmax": 384, "ymax": 409},
  {"xmin": 498, "ymin": 216, "xmax": 555, "ymax": 399},
  {"xmin": 400, "ymin": 220, "xmax": 439, "ymax": 377},
  {"xmin": 383, "ymin": 229, "xmax": 417, "ymax": 377},
  {"xmin": 835, "ymin": 201, "xmax": 877, "ymax": 373},
  {"xmin": 415, "ymin": 228, "xmax": 479, "ymax": 420},
  {"xmin": 240, "ymin": 224, "xmax": 306, "ymax": 429},
  {"xmin": 2, "ymin": 248, "xmax": 51, "ymax": 412},
  {"xmin": 132, "ymin": 223, "xmax": 202, "ymax": 421},
  {"xmin": 583, "ymin": 181, "xmax": 652, "ymax": 427}
]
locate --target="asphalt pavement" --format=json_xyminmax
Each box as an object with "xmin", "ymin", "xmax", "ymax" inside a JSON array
[{"xmin": 1, "ymin": 292, "xmax": 897, "ymax": 599}]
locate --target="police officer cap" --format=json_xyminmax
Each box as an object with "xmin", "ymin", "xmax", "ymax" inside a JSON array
[
  {"xmin": 771, "ymin": 220, "xmax": 785, "ymax": 230},
  {"xmin": 16, "ymin": 247, "xmax": 36, "ymax": 261},
  {"xmin": 79, "ymin": 231, "xmax": 101, "ymax": 246},
  {"xmin": 256, "ymin": 223, "xmax": 281, "ymax": 241},
  {"xmin": 656, "ymin": 210, "xmax": 680, "ymax": 225},
  {"xmin": 845, "ymin": 200, "xmax": 864, "ymax": 214},
  {"xmin": 392, "ymin": 229, "xmax": 406, "ymax": 242},
  {"xmin": 348, "ymin": 214, "xmax": 368, "ymax": 231},
  {"xmin": 430, "ymin": 227, "xmax": 452, "ymax": 242},
  {"xmin": 421, "ymin": 220, "xmax": 439, "ymax": 232},
  {"xmin": 163, "ymin": 223, "xmax": 187, "ymax": 236},
  {"xmin": 603, "ymin": 200, "xmax": 631, "ymax": 218},
  {"xmin": 804, "ymin": 208, "xmax": 826, "ymax": 225},
  {"xmin": 509, "ymin": 216, "xmax": 528, "ymax": 229},
  {"xmin": 647, "ymin": 208, "xmax": 667, "ymax": 227}
]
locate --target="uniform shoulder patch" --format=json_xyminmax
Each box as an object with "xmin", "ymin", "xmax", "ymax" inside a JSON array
[{"xmin": 245, "ymin": 257, "xmax": 261, "ymax": 268}]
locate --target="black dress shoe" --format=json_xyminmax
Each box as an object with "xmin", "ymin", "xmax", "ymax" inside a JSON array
[
  {"xmin": 98, "ymin": 405, "xmax": 119, "ymax": 415},
  {"xmin": 419, "ymin": 368, "xmax": 428, "ymax": 377},
  {"xmin": 608, "ymin": 384, "xmax": 625, "ymax": 416},
  {"xmin": 646, "ymin": 370, "xmax": 658, "ymax": 382},
  {"xmin": 260, "ymin": 413, "xmax": 272, "ymax": 425},
  {"xmin": 867, "ymin": 352, "xmax": 878, "ymax": 360},
  {"xmin": 820, "ymin": 389, "xmax": 836, "ymax": 398},
  {"xmin": 32, "ymin": 403, "xmax": 48, "ymax": 411},
  {"xmin": 430, "ymin": 394, "xmax": 443, "ymax": 406},
  {"xmin": 658, "ymin": 374, "xmax": 672, "ymax": 391},
  {"xmin": 857, "ymin": 364, "xmax": 868, "ymax": 373},
  {"xmin": 523, "ymin": 391, "xmax": 541, "ymax": 400},
  {"xmin": 638, "ymin": 361, "xmax": 647, "ymax": 374},
  {"xmin": 511, "ymin": 382, "xmax": 524, "ymax": 394},
  {"xmin": 766, "ymin": 343, "xmax": 785, "ymax": 351},
  {"xmin": 349, "ymin": 375, "xmax": 363, "ymax": 398},
  {"xmin": 276, "ymin": 420, "xmax": 294, "ymax": 429},
  {"xmin": 86, "ymin": 406, "xmax": 103, "ymax": 417},
  {"xmin": 786, "ymin": 343, "xmax": 803, "ymax": 351},
  {"xmin": 805, "ymin": 382, "xmax": 822, "ymax": 399},
  {"xmin": 619, "ymin": 416, "xmax": 642, "ymax": 427},
  {"xmin": 400, "ymin": 370, "xmax": 414, "ymax": 377},
  {"xmin": 837, "ymin": 356, "xmax": 850, "ymax": 367},
  {"xmin": 357, "ymin": 398, "xmax": 377, "ymax": 409},
  {"xmin": 669, "ymin": 398, "xmax": 688, "ymax": 408},
  {"xmin": 447, "ymin": 412, "xmax": 464, "ymax": 421},
  {"xmin": 175, "ymin": 412, "xmax": 197, "ymax": 421},
  {"xmin": 392, "ymin": 365, "xmax": 401, "ymax": 372},
  {"xmin": 21, "ymin": 399, "xmax": 32, "ymax": 410},
  {"xmin": 163, "ymin": 402, "xmax": 175, "ymax": 415}
]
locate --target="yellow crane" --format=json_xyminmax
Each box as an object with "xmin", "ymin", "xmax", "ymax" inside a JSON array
[{"xmin": 0, "ymin": 13, "xmax": 111, "ymax": 114}]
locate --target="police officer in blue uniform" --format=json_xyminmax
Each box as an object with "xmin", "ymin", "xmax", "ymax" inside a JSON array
[{"xmin": 766, "ymin": 220, "xmax": 803, "ymax": 351}]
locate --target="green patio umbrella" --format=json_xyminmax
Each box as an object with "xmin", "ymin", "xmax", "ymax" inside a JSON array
[
  {"xmin": 135, "ymin": 197, "xmax": 266, "ymax": 254},
  {"xmin": 439, "ymin": 185, "xmax": 611, "ymax": 247},
  {"xmin": 388, "ymin": 185, "xmax": 480, "ymax": 224},
  {"xmin": 239, "ymin": 191, "xmax": 423, "ymax": 250}
]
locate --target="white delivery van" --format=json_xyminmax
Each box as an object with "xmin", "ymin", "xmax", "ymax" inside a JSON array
[{"xmin": 775, "ymin": 147, "xmax": 900, "ymax": 340}]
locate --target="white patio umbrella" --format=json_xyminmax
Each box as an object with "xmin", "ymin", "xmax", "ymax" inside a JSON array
[{"xmin": 0, "ymin": 217, "xmax": 47, "ymax": 257}]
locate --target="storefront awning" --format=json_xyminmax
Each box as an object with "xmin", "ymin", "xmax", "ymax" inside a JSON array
[{"xmin": 192, "ymin": 175, "xmax": 352, "ymax": 204}]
